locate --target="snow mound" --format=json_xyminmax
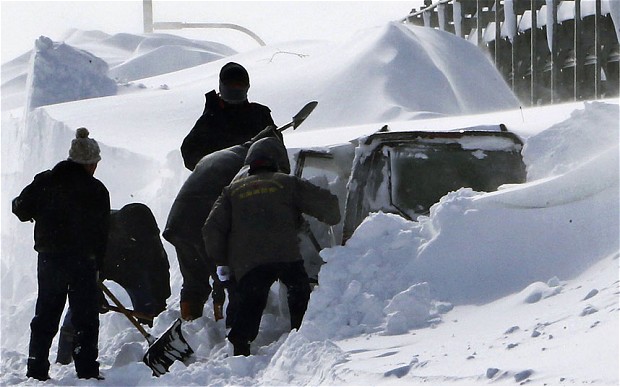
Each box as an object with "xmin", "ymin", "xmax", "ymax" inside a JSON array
[
  {"xmin": 2, "ymin": 31, "xmax": 236, "ymax": 111},
  {"xmin": 25, "ymin": 36, "xmax": 117, "ymax": 110},
  {"xmin": 522, "ymin": 101, "xmax": 620, "ymax": 180},
  {"xmin": 109, "ymin": 45, "xmax": 227, "ymax": 82},
  {"xmin": 261, "ymin": 22, "xmax": 520, "ymax": 130}
]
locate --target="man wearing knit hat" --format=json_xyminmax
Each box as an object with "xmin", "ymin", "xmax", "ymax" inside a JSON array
[
  {"xmin": 180, "ymin": 62, "xmax": 275, "ymax": 171},
  {"xmin": 13, "ymin": 128, "xmax": 110, "ymax": 381}
]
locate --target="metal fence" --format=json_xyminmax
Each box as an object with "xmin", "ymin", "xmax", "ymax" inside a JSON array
[{"xmin": 403, "ymin": 0, "xmax": 619, "ymax": 105}]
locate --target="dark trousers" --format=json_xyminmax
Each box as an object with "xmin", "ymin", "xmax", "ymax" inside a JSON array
[
  {"xmin": 28, "ymin": 253, "xmax": 100, "ymax": 378},
  {"xmin": 228, "ymin": 261, "xmax": 311, "ymax": 345},
  {"xmin": 172, "ymin": 237, "xmax": 225, "ymax": 305}
]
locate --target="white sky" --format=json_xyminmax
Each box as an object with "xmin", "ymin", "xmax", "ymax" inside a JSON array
[{"xmin": 1, "ymin": 1, "xmax": 423, "ymax": 64}]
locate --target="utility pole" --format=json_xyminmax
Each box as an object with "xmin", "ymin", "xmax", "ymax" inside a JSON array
[{"xmin": 143, "ymin": 0, "xmax": 153, "ymax": 33}]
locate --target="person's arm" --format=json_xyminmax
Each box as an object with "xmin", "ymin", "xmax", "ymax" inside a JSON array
[
  {"xmin": 202, "ymin": 190, "xmax": 233, "ymax": 267},
  {"xmin": 295, "ymin": 177, "xmax": 341, "ymax": 226},
  {"xmin": 181, "ymin": 115, "xmax": 212, "ymax": 171},
  {"xmin": 12, "ymin": 171, "xmax": 49, "ymax": 222},
  {"xmin": 181, "ymin": 91, "xmax": 224, "ymax": 171}
]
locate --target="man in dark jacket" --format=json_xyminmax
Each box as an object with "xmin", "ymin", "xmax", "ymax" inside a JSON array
[
  {"xmin": 12, "ymin": 128, "xmax": 110, "ymax": 381},
  {"xmin": 203, "ymin": 138, "xmax": 341, "ymax": 356},
  {"xmin": 165, "ymin": 128, "xmax": 289, "ymax": 323},
  {"xmin": 180, "ymin": 62, "xmax": 275, "ymax": 171}
]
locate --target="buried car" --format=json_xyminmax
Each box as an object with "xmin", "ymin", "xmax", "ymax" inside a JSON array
[{"xmin": 290, "ymin": 123, "xmax": 526, "ymax": 255}]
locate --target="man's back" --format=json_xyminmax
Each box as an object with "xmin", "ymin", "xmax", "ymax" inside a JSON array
[
  {"xmin": 13, "ymin": 160, "xmax": 110, "ymax": 259},
  {"xmin": 204, "ymin": 171, "xmax": 340, "ymax": 281}
]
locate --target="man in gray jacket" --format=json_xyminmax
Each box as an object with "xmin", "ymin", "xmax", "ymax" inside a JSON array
[{"xmin": 203, "ymin": 138, "xmax": 340, "ymax": 356}]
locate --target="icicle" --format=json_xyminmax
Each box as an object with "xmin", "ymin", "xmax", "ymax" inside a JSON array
[
  {"xmin": 504, "ymin": 0, "xmax": 517, "ymax": 43},
  {"xmin": 423, "ymin": 9, "xmax": 431, "ymax": 27},
  {"xmin": 606, "ymin": 0, "xmax": 620, "ymax": 41},
  {"xmin": 546, "ymin": 0, "xmax": 555, "ymax": 52},
  {"xmin": 453, "ymin": 0, "xmax": 463, "ymax": 37},
  {"xmin": 438, "ymin": 3, "xmax": 446, "ymax": 31}
]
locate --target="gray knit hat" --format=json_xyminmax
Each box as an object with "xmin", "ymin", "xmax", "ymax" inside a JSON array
[{"xmin": 68, "ymin": 127, "xmax": 101, "ymax": 164}]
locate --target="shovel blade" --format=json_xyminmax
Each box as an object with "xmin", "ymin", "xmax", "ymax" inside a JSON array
[
  {"xmin": 292, "ymin": 101, "xmax": 318, "ymax": 129},
  {"xmin": 142, "ymin": 318, "xmax": 194, "ymax": 377}
]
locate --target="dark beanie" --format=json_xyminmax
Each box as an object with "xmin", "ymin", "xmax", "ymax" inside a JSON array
[{"xmin": 219, "ymin": 62, "xmax": 249, "ymax": 86}]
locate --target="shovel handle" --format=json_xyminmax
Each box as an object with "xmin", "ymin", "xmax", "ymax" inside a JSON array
[
  {"xmin": 98, "ymin": 281, "xmax": 155, "ymax": 344},
  {"xmin": 102, "ymin": 305, "xmax": 154, "ymax": 323}
]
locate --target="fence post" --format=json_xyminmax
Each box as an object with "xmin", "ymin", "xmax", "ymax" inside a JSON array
[
  {"xmin": 594, "ymin": 0, "xmax": 602, "ymax": 98},
  {"xmin": 550, "ymin": 0, "xmax": 559, "ymax": 103},
  {"xmin": 495, "ymin": 0, "xmax": 501, "ymax": 66},
  {"xmin": 531, "ymin": 0, "xmax": 538, "ymax": 105},
  {"xmin": 574, "ymin": 0, "xmax": 583, "ymax": 100}
]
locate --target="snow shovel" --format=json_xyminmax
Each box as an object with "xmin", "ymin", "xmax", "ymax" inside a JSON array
[
  {"xmin": 98, "ymin": 281, "xmax": 194, "ymax": 377},
  {"xmin": 276, "ymin": 101, "xmax": 318, "ymax": 132}
]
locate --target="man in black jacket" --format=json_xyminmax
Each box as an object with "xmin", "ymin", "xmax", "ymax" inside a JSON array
[
  {"xmin": 180, "ymin": 62, "xmax": 275, "ymax": 171},
  {"xmin": 203, "ymin": 138, "xmax": 341, "ymax": 356},
  {"xmin": 12, "ymin": 128, "xmax": 110, "ymax": 381}
]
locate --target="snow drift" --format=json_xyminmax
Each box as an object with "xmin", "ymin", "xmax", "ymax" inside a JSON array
[
  {"xmin": 1, "ymin": 17, "xmax": 618, "ymax": 386},
  {"xmin": 25, "ymin": 36, "xmax": 117, "ymax": 110}
]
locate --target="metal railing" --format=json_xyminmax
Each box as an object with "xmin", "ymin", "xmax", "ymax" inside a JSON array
[{"xmin": 403, "ymin": 0, "xmax": 619, "ymax": 105}]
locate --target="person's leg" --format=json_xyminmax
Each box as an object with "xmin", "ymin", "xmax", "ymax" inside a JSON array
[
  {"xmin": 67, "ymin": 257, "xmax": 100, "ymax": 379},
  {"xmin": 277, "ymin": 261, "xmax": 311, "ymax": 330},
  {"xmin": 223, "ymin": 279, "xmax": 238, "ymax": 328},
  {"xmin": 227, "ymin": 265, "xmax": 277, "ymax": 355},
  {"xmin": 27, "ymin": 254, "xmax": 70, "ymax": 380},
  {"xmin": 173, "ymin": 238, "xmax": 212, "ymax": 320}
]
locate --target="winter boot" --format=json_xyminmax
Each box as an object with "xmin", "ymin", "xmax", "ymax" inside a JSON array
[
  {"xmin": 180, "ymin": 300, "xmax": 204, "ymax": 321},
  {"xmin": 229, "ymin": 334, "xmax": 250, "ymax": 356},
  {"xmin": 233, "ymin": 341, "xmax": 250, "ymax": 357},
  {"xmin": 26, "ymin": 358, "xmax": 50, "ymax": 381}
]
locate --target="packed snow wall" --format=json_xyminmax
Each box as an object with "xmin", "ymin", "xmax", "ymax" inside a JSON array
[
  {"xmin": 25, "ymin": 36, "xmax": 117, "ymax": 111},
  {"xmin": 0, "ymin": 108, "xmax": 189, "ymax": 352}
]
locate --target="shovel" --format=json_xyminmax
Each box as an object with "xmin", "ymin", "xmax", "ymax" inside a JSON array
[
  {"xmin": 98, "ymin": 281, "xmax": 194, "ymax": 377},
  {"xmin": 276, "ymin": 101, "xmax": 318, "ymax": 132}
]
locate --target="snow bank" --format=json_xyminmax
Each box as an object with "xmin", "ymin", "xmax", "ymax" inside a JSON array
[
  {"xmin": 302, "ymin": 101, "xmax": 618, "ymax": 340},
  {"xmin": 25, "ymin": 36, "xmax": 117, "ymax": 110}
]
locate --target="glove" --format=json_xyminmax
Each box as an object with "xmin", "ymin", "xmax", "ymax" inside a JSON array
[{"xmin": 217, "ymin": 266, "xmax": 231, "ymax": 282}]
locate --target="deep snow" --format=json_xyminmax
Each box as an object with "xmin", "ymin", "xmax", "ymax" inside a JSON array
[{"xmin": 1, "ymin": 15, "xmax": 619, "ymax": 387}]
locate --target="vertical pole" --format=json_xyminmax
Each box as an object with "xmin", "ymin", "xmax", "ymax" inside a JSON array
[
  {"xmin": 594, "ymin": 0, "xmax": 601, "ymax": 98},
  {"xmin": 550, "ymin": 0, "xmax": 558, "ymax": 103},
  {"xmin": 509, "ymin": 0, "xmax": 517, "ymax": 91},
  {"xmin": 531, "ymin": 0, "xmax": 538, "ymax": 105},
  {"xmin": 143, "ymin": 0, "xmax": 153, "ymax": 33},
  {"xmin": 495, "ymin": 0, "xmax": 501, "ymax": 66},
  {"xmin": 477, "ymin": 0, "xmax": 483, "ymax": 46},
  {"xmin": 574, "ymin": 0, "xmax": 583, "ymax": 100}
]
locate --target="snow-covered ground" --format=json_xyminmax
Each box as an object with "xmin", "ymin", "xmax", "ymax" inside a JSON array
[{"xmin": 1, "ymin": 14, "xmax": 618, "ymax": 387}]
